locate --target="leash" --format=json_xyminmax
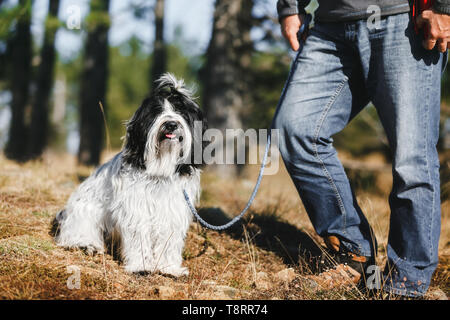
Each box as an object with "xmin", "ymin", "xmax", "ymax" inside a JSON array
[{"xmin": 183, "ymin": 14, "xmax": 312, "ymax": 231}]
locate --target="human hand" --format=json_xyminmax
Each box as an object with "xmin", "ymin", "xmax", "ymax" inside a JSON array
[
  {"xmin": 416, "ymin": 9, "xmax": 450, "ymax": 52},
  {"xmin": 281, "ymin": 14, "xmax": 306, "ymax": 51}
]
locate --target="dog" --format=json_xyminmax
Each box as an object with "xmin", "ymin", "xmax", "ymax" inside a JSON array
[{"xmin": 53, "ymin": 73, "xmax": 207, "ymax": 277}]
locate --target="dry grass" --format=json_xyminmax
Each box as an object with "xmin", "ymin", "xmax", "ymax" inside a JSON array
[{"xmin": 0, "ymin": 150, "xmax": 448, "ymax": 300}]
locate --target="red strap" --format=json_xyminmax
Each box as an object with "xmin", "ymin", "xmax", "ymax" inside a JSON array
[
  {"xmin": 413, "ymin": 0, "xmax": 434, "ymax": 35},
  {"xmin": 421, "ymin": 0, "xmax": 434, "ymax": 10}
]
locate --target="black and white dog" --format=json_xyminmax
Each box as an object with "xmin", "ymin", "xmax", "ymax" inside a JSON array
[{"xmin": 54, "ymin": 73, "xmax": 207, "ymax": 277}]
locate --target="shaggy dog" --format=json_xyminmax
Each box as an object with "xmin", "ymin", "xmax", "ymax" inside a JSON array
[{"xmin": 53, "ymin": 73, "xmax": 207, "ymax": 277}]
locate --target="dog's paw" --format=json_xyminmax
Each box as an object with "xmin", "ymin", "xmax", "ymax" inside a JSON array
[
  {"xmin": 163, "ymin": 266, "xmax": 189, "ymax": 278},
  {"xmin": 124, "ymin": 264, "xmax": 147, "ymax": 274},
  {"xmin": 80, "ymin": 245, "xmax": 103, "ymax": 256},
  {"xmin": 124, "ymin": 263, "xmax": 188, "ymax": 278}
]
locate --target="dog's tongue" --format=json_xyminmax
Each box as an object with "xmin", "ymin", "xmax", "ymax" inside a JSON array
[{"xmin": 165, "ymin": 133, "xmax": 176, "ymax": 139}]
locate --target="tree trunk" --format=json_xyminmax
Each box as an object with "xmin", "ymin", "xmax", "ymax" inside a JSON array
[
  {"xmin": 27, "ymin": 0, "xmax": 60, "ymax": 159},
  {"xmin": 4, "ymin": 0, "xmax": 32, "ymax": 161},
  {"xmin": 150, "ymin": 0, "xmax": 166, "ymax": 91},
  {"xmin": 78, "ymin": 0, "xmax": 111, "ymax": 166},
  {"xmin": 201, "ymin": 0, "xmax": 254, "ymax": 176}
]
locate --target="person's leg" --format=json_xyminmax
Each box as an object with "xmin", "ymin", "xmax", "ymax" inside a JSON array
[
  {"xmin": 273, "ymin": 22, "xmax": 376, "ymax": 259},
  {"xmin": 361, "ymin": 13, "xmax": 445, "ymax": 297}
]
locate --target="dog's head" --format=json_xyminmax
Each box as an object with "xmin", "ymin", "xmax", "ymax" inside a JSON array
[{"xmin": 122, "ymin": 73, "xmax": 207, "ymax": 177}]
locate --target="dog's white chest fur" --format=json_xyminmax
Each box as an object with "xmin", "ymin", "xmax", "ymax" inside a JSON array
[{"xmin": 109, "ymin": 163, "xmax": 195, "ymax": 233}]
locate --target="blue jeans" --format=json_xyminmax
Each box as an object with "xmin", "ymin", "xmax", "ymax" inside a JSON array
[{"xmin": 274, "ymin": 12, "xmax": 447, "ymax": 297}]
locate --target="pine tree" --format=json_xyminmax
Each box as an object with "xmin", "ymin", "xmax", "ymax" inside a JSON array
[
  {"xmin": 28, "ymin": 0, "xmax": 60, "ymax": 159},
  {"xmin": 78, "ymin": 0, "xmax": 111, "ymax": 166}
]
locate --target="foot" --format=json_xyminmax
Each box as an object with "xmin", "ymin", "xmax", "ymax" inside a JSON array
[
  {"xmin": 125, "ymin": 263, "xmax": 189, "ymax": 278},
  {"xmin": 161, "ymin": 266, "xmax": 189, "ymax": 278},
  {"xmin": 124, "ymin": 262, "xmax": 154, "ymax": 274},
  {"xmin": 307, "ymin": 236, "xmax": 375, "ymax": 291},
  {"xmin": 321, "ymin": 236, "xmax": 374, "ymax": 274},
  {"xmin": 80, "ymin": 245, "xmax": 104, "ymax": 256}
]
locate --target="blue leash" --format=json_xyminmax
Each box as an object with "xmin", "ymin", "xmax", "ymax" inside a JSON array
[{"xmin": 183, "ymin": 15, "xmax": 312, "ymax": 231}]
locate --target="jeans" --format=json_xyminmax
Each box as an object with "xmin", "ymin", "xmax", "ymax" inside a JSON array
[{"xmin": 274, "ymin": 12, "xmax": 447, "ymax": 297}]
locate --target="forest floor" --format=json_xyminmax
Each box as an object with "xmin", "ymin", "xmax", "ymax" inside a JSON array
[{"xmin": 0, "ymin": 150, "xmax": 448, "ymax": 300}]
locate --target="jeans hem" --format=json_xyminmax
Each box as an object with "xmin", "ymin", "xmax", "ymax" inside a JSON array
[
  {"xmin": 382, "ymin": 285, "xmax": 427, "ymax": 298},
  {"xmin": 339, "ymin": 239, "xmax": 372, "ymax": 258}
]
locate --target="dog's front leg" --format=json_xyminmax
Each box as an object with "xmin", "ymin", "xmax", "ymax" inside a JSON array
[
  {"xmin": 119, "ymin": 224, "xmax": 157, "ymax": 274},
  {"xmin": 152, "ymin": 231, "xmax": 189, "ymax": 277},
  {"xmin": 120, "ymin": 227, "xmax": 188, "ymax": 277}
]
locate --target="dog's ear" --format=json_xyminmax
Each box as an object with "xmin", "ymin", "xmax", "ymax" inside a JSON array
[{"xmin": 122, "ymin": 98, "xmax": 153, "ymax": 170}]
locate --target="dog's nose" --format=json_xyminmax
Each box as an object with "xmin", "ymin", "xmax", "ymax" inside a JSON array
[{"xmin": 164, "ymin": 121, "xmax": 178, "ymax": 132}]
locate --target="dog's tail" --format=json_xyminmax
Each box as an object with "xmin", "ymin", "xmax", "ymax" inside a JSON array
[{"xmin": 154, "ymin": 72, "xmax": 195, "ymax": 99}]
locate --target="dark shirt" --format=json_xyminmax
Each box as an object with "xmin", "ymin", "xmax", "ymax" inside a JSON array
[{"xmin": 277, "ymin": 0, "xmax": 450, "ymax": 22}]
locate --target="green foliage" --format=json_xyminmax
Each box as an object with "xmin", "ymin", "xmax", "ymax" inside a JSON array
[
  {"xmin": 167, "ymin": 45, "xmax": 200, "ymax": 92},
  {"xmin": 106, "ymin": 39, "xmax": 149, "ymax": 148},
  {"xmin": 83, "ymin": 0, "xmax": 111, "ymax": 32},
  {"xmin": 0, "ymin": 1, "xmax": 31, "ymax": 40},
  {"xmin": 334, "ymin": 105, "xmax": 390, "ymax": 158},
  {"xmin": 85, "ymin": 12, "xmax": 111, "ymax": 31},
  {"xmin": 244, "ymin": 50, "xmax": 291, "ymax": 129},
  {"xmin": 44, "ymin": 16, "xmax": 62, "ymax": 35}
]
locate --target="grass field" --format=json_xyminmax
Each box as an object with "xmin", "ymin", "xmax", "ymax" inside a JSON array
[{"xmin": 0, "ymin": 150, "xmax": 448, "ymax": 300}]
